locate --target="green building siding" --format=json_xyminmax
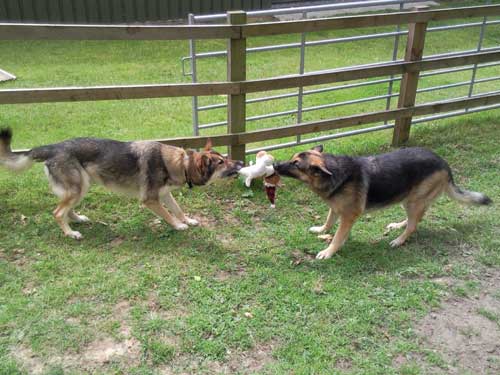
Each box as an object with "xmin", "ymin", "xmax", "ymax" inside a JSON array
[{"xmin": 0, "ymin": 0, "xmax": 273, "ymax": 23}]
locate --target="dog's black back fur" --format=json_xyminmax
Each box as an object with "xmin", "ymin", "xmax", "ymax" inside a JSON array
[
  {"xmin": 30, "ymin": 138, "xmax": 138, "ymax": 169},
  {"xmin": 360, "ymin": 147, "xmax": 451, "ymax": 208}
]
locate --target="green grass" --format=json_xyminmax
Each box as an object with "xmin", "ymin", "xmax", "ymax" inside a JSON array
[{"xmin": 1, "ymin": 3, "xmax": 500, "ymax": 374}]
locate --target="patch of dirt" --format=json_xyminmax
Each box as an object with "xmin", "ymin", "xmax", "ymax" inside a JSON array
[
  {"xmin": 215, "ymin": 232, "xmax": 236, "ymax": 248},
  {"xmin": 113, "ymin": 300, "xmax": 134, "ymax": 336},
  {"xmin": 192, "ymin": 197, "xmax": 241, "ymax": 229},
  {"xmin": 108, "ymin": 236, "xmax": 125, "ymax": 248},
  {"xmin": 13, "ymin": 300, "xmax": 142, "ymax": 373},
  {"xmin": 214, "ymin": 266, "xmax": 247, "ymax": 281},
  {"xmin": 335, "ymin": 358, "xmax": 353, "ymax": 371},
  {"xmin": 12, "ymin": 346, "xmax": 44, "ymax": 375},
  {"xmin": 0, "ymin": 247, "xmax": 32, "ymax": 267},
  {"xmin": 393, "ymin": 352, "xmax": 444, "ymax": 374},
  {"xmin": 159, "ymin": 341, "xmax": 277, "ymax": 374},
  {"xmin": 212, "ymin": 342, "xmax": 276, "ymax": 374},
  {"xmin": 192, "ymin": 214, "xmax": 218, "ymax": 229},
  {"xmin": 290, "ymin": 249, "xmax": 315, "ymax": 266},
  {"xmin": 81, "ymin": 336, "xmax": 140, "ymax": 366},
  {"xmin": 22, "ymin": 281, "xmax": 37, "ymax": 296},
  {"xmin": 146, "ymin": 291, "xmax": 190, "ymax": 321},
  {"xmin": 415, "ymin": 269, "xmax": 500, "ymax": 374}
]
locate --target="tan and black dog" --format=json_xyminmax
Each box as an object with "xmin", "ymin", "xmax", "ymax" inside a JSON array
[
  {"xmin": 274, "ymin": 145, "xmax": 492, "ymax": 260},
  {"xmin": 0, "ymin": 128, "xmax": 242, "ymax": 239}
]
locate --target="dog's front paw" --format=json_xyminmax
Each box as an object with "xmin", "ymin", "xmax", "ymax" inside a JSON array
[
  {"xmin": 185, "ymin": 217, "xmax": 199, "ymax": 226},
  {"xmin": 66, "ymin": 231, "xmax": 83, "ymax": 240},
  {"xmin": 309, "ymin": 225, "xmax": 325, "ymax": 234},
  {"xmin": 316, "ymin": 248, "xmax": 334, "ymax": 260},
  {"xmin": 174, "ymin": 223, "xmax": 189, "ymax": 231},
  {"xmin": 390, "ymin": 237, "xmax": 405, "ymax": 247}
]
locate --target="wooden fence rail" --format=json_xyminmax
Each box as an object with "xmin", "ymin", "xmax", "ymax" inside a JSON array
[
  {"xmin": 2, "ymin": 4, "xmax": 500, "ymax": 156},
  {"xmin": 1, "ymin": 51, "xmax": 499, "ymax": 105},
  {"xmin": 1, "ymin": 5, "xmax": 499, "ymax": 40},
  {"xmin": 152, "ymin": 92, "xmax": 500, "ymax": 149},
  {"xmin": 0, "ymin": 23, "xmax": 239, "ymax": 40}
]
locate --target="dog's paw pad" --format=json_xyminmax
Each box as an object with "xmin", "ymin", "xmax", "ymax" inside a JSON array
[
  {"xmin": 185, "ymin": 218, "xmax": 199, "ymax": 226},
  {"xmin": 309, "ymin": 226, "xmax": 325, "ymax": 234},
  {"xmin": 174, "ymin": 223, "xmax": 189, "ymax": 231},
  {"xmin": 67, "ymin": 231, "xmax": 83, "ymax": 240},
  {"xmin": 316, "ymin": 249, "xmax": 333, "ymax": 260}
]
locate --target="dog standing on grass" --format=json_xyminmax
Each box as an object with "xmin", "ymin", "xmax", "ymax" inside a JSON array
[
  {"xmin": 0, "ymin": 128, "xmax": 242, "ymax": 239},
  {"xmin": 274, "ymin": 145, "xmax": 492, "ymax": 260}
]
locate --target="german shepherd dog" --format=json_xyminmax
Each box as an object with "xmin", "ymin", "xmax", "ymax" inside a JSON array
[
  {"xmin": 0, "ymin": 128, "xmax": 243, "ymax": 239},
  {"xmin": 274, "ymin": 145, "xmax": 492, "ymax": 260}
]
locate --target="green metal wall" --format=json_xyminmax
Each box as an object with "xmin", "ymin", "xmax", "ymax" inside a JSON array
[{"xmin": 0, "ymin": 0, "xmax": 273, "ymax": 23}]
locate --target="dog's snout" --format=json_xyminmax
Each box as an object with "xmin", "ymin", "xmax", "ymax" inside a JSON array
[{"xmin": 273, "ymin": 161, "xmax": 287, "ymax": 173}]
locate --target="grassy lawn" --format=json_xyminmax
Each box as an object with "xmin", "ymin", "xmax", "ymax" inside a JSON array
[{"xmin": 1, "ymin": 3, "xmax": 500, "ymax": 374}]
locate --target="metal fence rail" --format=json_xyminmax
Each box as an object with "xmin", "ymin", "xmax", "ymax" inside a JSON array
[{"xmin": 185, "ymin": 0, "xmax": 498, "ymax": 154}]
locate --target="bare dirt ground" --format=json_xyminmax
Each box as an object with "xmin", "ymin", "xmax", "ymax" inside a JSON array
[
  {"xmin": 413, "ymin": 268, "xmax": 500, "ymax": 374},
  {"xmin": 13, "ymin": 300, "xmax": 141, "ymax": 374},
  {"xmin": 158, "ymin": 342, "xmax": 277, "ymax": 375}
]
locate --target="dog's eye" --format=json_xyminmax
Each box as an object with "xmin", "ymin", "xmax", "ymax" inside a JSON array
[{"xmin": 218, "ymin": 159, "xmax": 224, "ymax": 165}]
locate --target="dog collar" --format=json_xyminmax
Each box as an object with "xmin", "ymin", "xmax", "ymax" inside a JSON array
[
  {"xmin": 184, "ymin": 153, "xmax": 193, "ymax": 189},
  {"xmin": 185, "ymin": 170, "xmax": 193, "ymax": 189}
]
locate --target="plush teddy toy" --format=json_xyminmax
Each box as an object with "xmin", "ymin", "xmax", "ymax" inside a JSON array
[
  {"xmin": 264, "ymin": 172, "xmax": 281, "ymax": 208},
  {"xmin": 238, "ymin": 150, "xmax": 275, "ymax": 188},
  {"xmin": 238, "ymin": 151, "xmax": 281, "ymax": 208}
]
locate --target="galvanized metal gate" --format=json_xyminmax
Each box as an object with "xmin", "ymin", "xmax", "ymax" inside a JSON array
[{"xmin": 183, "ymin": 0, "xmax": 500, "ymax": 154}]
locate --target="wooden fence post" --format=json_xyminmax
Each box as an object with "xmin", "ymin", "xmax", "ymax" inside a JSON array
[
  {"xmin": 392, "ymin": 8, "xmax": 428, "ymax": 146},
  {"xmin": 227, "ymin": 11, "xmax": 247, "ymax": 162}
]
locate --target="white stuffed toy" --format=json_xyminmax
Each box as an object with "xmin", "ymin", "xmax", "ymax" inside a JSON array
[{"xmin": 238, "ymin": 150, "xmax": 275, "ymax": 188}]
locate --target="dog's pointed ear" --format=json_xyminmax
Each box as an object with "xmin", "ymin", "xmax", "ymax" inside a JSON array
[
  {"xmin": 202, "ymin": 154, "xmax": 212, "ymax": 167},
  {"xmin": 312, "ymin": 145, "xmax": 323, "ymax": 153},
  {"xmin": 318, "ymin": 165, "xmax": 332, "ymax": 175},
  {"xmin": 311, "ymin": 163, "xmax": 332, "ymax": 176},
  {"xmin": 204, "ymin": 138, "xmax": 213, "ymax": 151}
]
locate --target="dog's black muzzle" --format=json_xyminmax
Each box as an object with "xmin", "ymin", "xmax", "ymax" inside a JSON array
[
  {"xmin": 223, "ymin": 160, "xmax": 244, "ymax": 177},
  {"xmin": 273, "ymin": 161, "xmax": 296, "ymax": 177}
]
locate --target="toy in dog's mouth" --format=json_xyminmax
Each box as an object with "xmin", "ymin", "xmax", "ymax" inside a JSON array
[{"xmin": 221, "ymin": 160, "xmax": 244, "ymax": 177}]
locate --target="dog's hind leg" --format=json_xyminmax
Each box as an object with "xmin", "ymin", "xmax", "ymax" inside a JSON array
[
  {"xmin": 310, "ymin": 208, "xmax": 337, "ymax": 234},
  {"xmin": 390, "ymin": 172, "xmax": 447, "ymax": 247},
  {"xmin": 386, "ymin": 219, "xmax": 407, "ymax": 231},
  {"xmin": 45, "ymin": 162, "xmax": 89, "ymax": 239},
  {"xmin": 162, "ymin": 192, "xmax": 199, "ymax": 226},
  {"xmin": 67, "ymin": 170, "xmax": 91, "ymax": 224},
  {"xmin": 386, "ymin": 204, "xmax": 408, "ymax": 230},
  {"xmin": 68, "ymin": 210, "xmax": 90, "ymax": 223},
  {"xmin": 53, "ymin": 195, "xmax": 84, "ymax": 239},
  {"xmin": 143, "ymin": 200, "xmax": 188, "ymax": 231},
  {"xmin": 316, "ymin": 214, "xmax": 358, "ymax": 260},
  {"xmin": 389, "ymin": 202, "xmax": 426, "ymax": 247}
]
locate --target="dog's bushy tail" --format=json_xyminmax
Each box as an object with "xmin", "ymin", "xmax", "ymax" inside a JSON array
[
  {"xmin": 446, "ymin": 181, "xmax": 492, "ymax": 206},
  {"xmin": 0, "ymin": 128, "xmax": 34, "ymax": 172}
]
